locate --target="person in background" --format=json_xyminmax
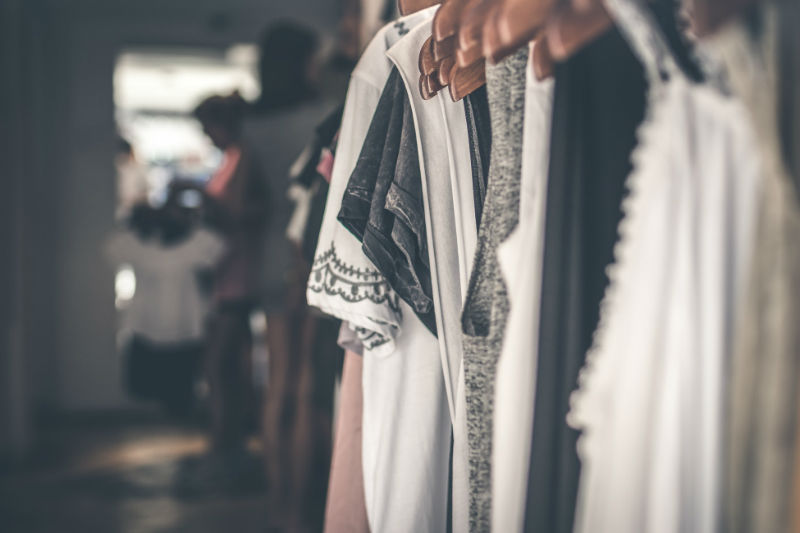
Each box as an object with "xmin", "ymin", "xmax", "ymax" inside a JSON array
[
  {"xmin": 106, "ymin": 201, "xmax": 224, "ymax": 417},
  {"xmin": 244, "ymin": 21, "xmax": 346, "ymax": 531},
  {"xmin": 115, "ymin": 136, "xmax": 149, "ymax": 220},
  {"xmin": 185, "ymin": 93, "xmax": 269, "ymax": 484}
]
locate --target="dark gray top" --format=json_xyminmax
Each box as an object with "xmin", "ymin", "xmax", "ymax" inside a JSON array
[{"xmin": 337, "ymin": 68, "xmax": 436, "ymax": 334}]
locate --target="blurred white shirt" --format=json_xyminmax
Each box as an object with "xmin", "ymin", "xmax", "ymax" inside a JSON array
[{"xmin": 106, "ymin": 228, "xmax": 225, "ymax": 344}]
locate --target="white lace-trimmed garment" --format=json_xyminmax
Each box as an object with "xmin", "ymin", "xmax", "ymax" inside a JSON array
[
  {"xmin": 569, "ymin": 1, "xmax": 762, "ymax": 532},
  {"xmin": 490, "ymin": 42, "xmax": 554, "ymax": 533},
  {"xmin": 307, "ymin": 9, "xmax": 451, "ymax": 532}
]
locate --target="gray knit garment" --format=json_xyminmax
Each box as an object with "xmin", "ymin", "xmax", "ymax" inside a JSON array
[{"xmin": 461, "ymin": 46, "xmax": 528, "ymax": 532}]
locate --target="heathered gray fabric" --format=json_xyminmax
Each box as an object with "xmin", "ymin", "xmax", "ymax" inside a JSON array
[{"xmin": 461, "ymin": 46, "xmax": 528, "ymax": 532}]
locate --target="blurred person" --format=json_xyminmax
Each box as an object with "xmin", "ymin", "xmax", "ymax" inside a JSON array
[
  {"xmin": 337, "ymin": 0, "xmax": 362, "ymax": 63},
  {"xmin": 180, "ymin": 93, "xmax": 269, "ymax": 482},
  {"xmin": 106, "ymin": 202, "xmax": 224, "ymax": 416},
  {"xmin": 244, "ymin": 21, "xmax": 346, "ymax": 531},
  {"xmin": 115, "ymin": 136, "xmax": 149, "ymax": 220},
  {"xmin": 245, "ymin": 21, "xmax": 342, "ymax": 318}
]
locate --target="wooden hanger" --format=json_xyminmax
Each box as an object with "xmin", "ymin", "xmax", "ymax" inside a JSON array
[
  {"xmin": 531, "ymin": 33, "xmax": 554, "ymax": 80},
  {"xmin": 418, "ymin": 0, "xmax": 489, "ymax": 100},
  {"xmin": 462, "ymin": 0, "xmax": 555, "ymax": 67},
  {"xmin": 419, "ymin": 36, "xmax": 439, "ymax": 75},
  {"xmin": 421, "ymin": 47, "xmax": 485, "ymax": 99},
  {"xmin": 420, "ymin": 18, "xmax": 456, "ymax": 99},
  {"xmin": 433, "ymin": 35, "xmax": 457, "ymax": 61},
  {"xmin": 482, "ymin": 3, "xmax": 522, "ymax": 65},
  {"xmin": 543, "ymin": 1, "xmax": 611, "ymax": 62},
  {"xmin": 419, "ymin": 40, "xmax": 486, "ymax": 100},
  {"xmin": 420, "ymin": 74, "xmax": 435, "ymax": 99},
  {"xmin": 419, "ymin": 31, "xmax": 458, "ymax": 97},
  {"xmin": 418, "ymin": 72, "xmax": 445, "ymax": 100},
  {"xmin": 427, "ymin": 72, "xmax": 445, "ymax": 94},
  {"xmin": 433, "ymin": 0, "xmax": 471, "ymax": 40},
  {"xmin": 449, "ymin": 58, "xmax": 487, "ymax": 100},
  {"xmin": 456, "ymin": 41, "xmax": 484, "ymax": 67},
  {"xmin": 438, "ymin": 56, "xmax": 457, "ymax": 84},
  {"xmin": 491, "ymin": 0, "xmax": 555, "ymax": 60},
  {"xmin": 459, "ymin": 0, "xmax": 494, "ymax": 50},
  {"xmin": 398, "ymin": 0, "xmax": 442, "ymax": 16}
]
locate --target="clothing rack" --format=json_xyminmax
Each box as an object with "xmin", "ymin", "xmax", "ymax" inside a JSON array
[{"xmin": 295, "ymin": 0, "xmax": 800, "ymax": 531}]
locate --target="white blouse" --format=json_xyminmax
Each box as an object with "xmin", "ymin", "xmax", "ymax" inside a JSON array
[
  {"xmin": 569, "ymin": 69, "xmax": 762, "ymax": 533},
  {"xmin": 307, "ymin": 9, "xmax": 452, "ymax": 533},
  {"xmin": 387, "ymin": 15, "xmax": 482, "ymax": 532}
]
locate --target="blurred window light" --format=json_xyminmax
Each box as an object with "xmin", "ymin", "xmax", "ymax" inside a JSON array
[
  {"xmin": 115, "ymin": 265, "xmax": 136, "ymax": 309},
  {"xmin": 114, "ymin": 46, "xmax": 259, "ymax": 115},
  {"xmin": 113, "ymin": 45, "xmax": 260, "ymax": 201}
]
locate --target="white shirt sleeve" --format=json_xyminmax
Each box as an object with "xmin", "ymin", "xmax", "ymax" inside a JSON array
[{"xmin": 305, "ymin": 67, "xmax": 402, "ymax": 356}]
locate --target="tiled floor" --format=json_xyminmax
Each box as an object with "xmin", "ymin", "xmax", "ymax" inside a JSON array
[{"xmin": 0, "ymin": 414, "xmax": 270, "ymax": 533}]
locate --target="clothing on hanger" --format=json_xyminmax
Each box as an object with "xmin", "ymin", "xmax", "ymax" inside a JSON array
[
  {"xmin": 491, "ymin": 41, "xmax": 554, "ymax": 533},
  {"xmin": 338, "ymin": 68, "xmax": 436, "ymax": 333},
  {"xmin": 308, "ymin": 2, "xmax": 800, "ymax": 532},
  {"xmin": 463, "ymin": 86, "xmax": 491, "ymax": 228},
  {"xmin": 524, "ymin": 24, "xmax": 647, "ymax": 533},
  {"xmin": 460, "ymin": 45, "xmax": 528, "ymax": 533},
  {"xmin": 307, "ymin": 9, "xmax": 451, "ymax": 532},
  {"xmin": 386, "ymin": 15, "xmax": 482, "ymax": 531},
  {"xmin": 566, "ymin": 1, "xmax": 763, "ymax": 531},
  {"xmin": 324, "ymin": 349, "xmax": 370, "ymax": 533}
]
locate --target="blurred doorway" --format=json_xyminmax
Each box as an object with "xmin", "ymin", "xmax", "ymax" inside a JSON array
[
  {"xmin": 110, "ymin": 46, "xmax": 270, "ymax": 412},
  {"xmin": 113, "ymin": 45, "xmax": 259, "ymax": 220}
]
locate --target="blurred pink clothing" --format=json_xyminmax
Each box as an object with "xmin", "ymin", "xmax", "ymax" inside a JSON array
[
  {"xmin": 324, "ymin": 350, "xmax": 370, "ymax": 533},
  {"xmin": 206, "ymin": 147, "xmax": 242, "ymax": 198},
  {"xmin": 316, "ymin": 147, "xmax": 335, "ymax": 183},
  {"xmin": 204, "ymin": 145, "xmax": 268, "ymax": 303}
]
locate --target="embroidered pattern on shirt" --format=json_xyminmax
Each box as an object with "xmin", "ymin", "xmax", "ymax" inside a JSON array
[
  {"xmin": 309, "ymin": 242, "xmax": 401, "ymax": 315},
  {"xmin": 353, "ymin": 325, "xmax": 391, "ymax": 350},
  {"xmin": 394, "ymin": 21, "xmax": 409, "ymax": 36}
]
